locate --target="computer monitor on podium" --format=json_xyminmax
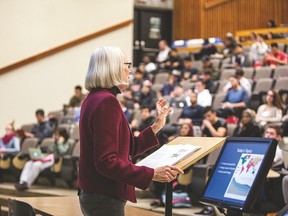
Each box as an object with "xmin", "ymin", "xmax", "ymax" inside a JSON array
[{"xmin": 201, "ymin": 137, "xmax": 278, "ymax": 214}]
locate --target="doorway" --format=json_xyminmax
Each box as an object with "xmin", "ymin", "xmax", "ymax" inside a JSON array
[{"xmin": 133, "ymin": 8, "xmax": 172, "ymax": 66}]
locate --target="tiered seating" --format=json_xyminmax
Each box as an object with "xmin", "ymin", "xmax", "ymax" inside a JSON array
[
  {"xmin": 1, "ymin": 33, "xmax": 287, "ymax": 196},
  {"xmin": 219, "ymin": 68, "xmax": 236, "ymax": 80},
  {"xmin": 274, "ymin": 66, "xmax": 288, "ymax": 78},
  {"xmin": 242, "ymin": 67, "xmax": 254, "ymax": 79},
  {"xmin": 252, "ymin": 78, "xmax": 274, "ymax": 93}
]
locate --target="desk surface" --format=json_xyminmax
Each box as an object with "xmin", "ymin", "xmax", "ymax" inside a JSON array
[
  {"xmin": 12, "ymin": 196, "xmax": 163, "ymax": 216},
  {"xmin": 267, "ymin": 169, "xmax": 281, "ymax": 178},
  {"xmin": 168, "ymin": 137, "xmax": 226, "ymax": 170}
]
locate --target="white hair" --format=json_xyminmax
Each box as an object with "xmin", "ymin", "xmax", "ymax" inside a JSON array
[{"xmin": 85, "ymin": 46, "xmax": 128, "ymax": 91}]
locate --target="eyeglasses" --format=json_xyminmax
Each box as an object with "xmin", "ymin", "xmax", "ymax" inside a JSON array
[{"xmin": 124, "ymin": 62, "xmax": 132, "ymax": 69}]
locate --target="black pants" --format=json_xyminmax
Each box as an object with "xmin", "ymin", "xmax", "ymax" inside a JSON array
[{"xmin": 79, "ymin": 190, "xmax": 127, "ymax": 216}]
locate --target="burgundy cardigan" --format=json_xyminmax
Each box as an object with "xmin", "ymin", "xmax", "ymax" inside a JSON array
[{"xmin": 77, "ymin": 88, "xmax": 159, "ymax": 202}]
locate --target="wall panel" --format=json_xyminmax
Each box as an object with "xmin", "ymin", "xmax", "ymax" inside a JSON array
[
  {"xmin": 174, "ymin": 0, "xmax": 288, "ymax": 40},
  {"xmin": 0, "ymin": 1, "xmax": 133, "ymax": 131}
]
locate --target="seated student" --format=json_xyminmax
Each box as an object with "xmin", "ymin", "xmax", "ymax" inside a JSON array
[
  {"xmin": 156, "ymin": 40, "xmax": 171, "ymax": 68},
  {"xmin": 265, "ymin": 31, "xmax": 283, "ymax": 40},
  {"xmin": 0, "ymin": 122, "xmax": 20, "ymax": 154},
  {"xmin": 263, "ymin": 124, "xmax": 286, "ymax": 209},
  {"xmin": 178, "ymin": 91, "xmax": 203, "ymax": 126},
  {"xmin": 168, "ymin": 84, "xmax": 188, "ymax": 109},
  {"xmin": 194, "ymin": 79, "xmax": 212, "ymax": 107},
  {"xmin": 201, "ymin": 56, "xmax": 219, "ymax": 81},
  {"xmin": 134, "ymin": 80, "xmax": 157, "ymax": 110},
  {"xmin": 233, "ymin": 109, "xmax": 262, "ymax": 137},
  {"xmin": 182, "ymin": 56, "xmax": 199, "ymax": 81},
  {"xmin": 216, "ymin": 36, "xmax": 236, "ymax": 60},
  {"xmin": 249, "ymin": 32, "xmax": 257, "ymax": 43},
  {"xmin": 217, "ymin": 76, "xmax": 249, "ymax": 119},
  {"xmin": 15, "ymin": 128, "xmax": 70, "ymax": 191},
  {"xmin": 168, "ymin": 123, "xmax": 194, "ymax": 142},
  {"xmin": 131, "ymin": 106, "xmax": 155, "ymax": 137},
  {"xmin": 68, "ymin": 85, "xmax": 86, "ymax": 108},
  {"xmin": 158, "ymin": 92, "xmax": 200, "ymax": 145},
  {"xmin": 199, "ymin": 39, "xmax": 218, "ymax": 58},
  {"xmin": 264, "ymin": 42, "xmax": 288, "ymax": 68},
  {"xmin": 264, "ymin": 124, "xmax": 283, "ymax": 168},
  {"xmin": 164, "ymin": 48, "xmax": 184, "ymax": 72},
  {"xmin": 130, "ymin": 69, "xmax": 146, "ymax": 96},
  {"xmin": 137, "ymin": 63, "xmax": 150, "ymax": 80},
  {"xmin": 0, "ymin": 122, "xmax": 20, "ymax": 182},
  {"xmin": 24, "ymin": 109, "xmax": 53, "ymax": 142},
  {"xmin": 202, "ymin": 106, "xmax": 227, "ymax": 137},
  {"xmin": 121, "ymin": 87, "xmax": 137, "ymax": 110},
  {"xmin": 199, "ymin": 69, "xmax": 217, "ymax": 93},
  {"xmin": 160, "ymin": 74, "xmax": 177, "ymax": 96},
  {"xmin": 256, "ymin": 90, "xmax": 283, "ymax": 127},
  {"xmin": 229, "ymin": 44, "xmax": 252, "ymax": 68},
  {"xmin": 250, "ymin": 34, "xmax": 269, "ymax": 68},
  {"xmin": 141, "ymin": 55, "xmax": 157, "ymax": 73},
  {"xmin": 223, "ymin": 69, "xmax": 252, "ymax": 97}
]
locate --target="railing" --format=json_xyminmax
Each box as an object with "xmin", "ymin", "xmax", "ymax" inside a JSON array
[
  {"xmin": 0, "ymin": 19, "xmax": 133, "ymax": 76},
  {"xmin": 235, "ymin": 27, "xmax": 288, "ymax": 46}
]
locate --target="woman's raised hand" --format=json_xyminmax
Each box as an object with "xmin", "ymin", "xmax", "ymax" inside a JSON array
[{"xmin": 151, "ymin": 98, "xmax": 172, "ymax": 134}]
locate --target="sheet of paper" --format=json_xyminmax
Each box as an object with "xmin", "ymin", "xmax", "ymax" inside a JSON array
[{"xmin": 136, "ymin": 144, "xmax": 201, "ymax": 169}]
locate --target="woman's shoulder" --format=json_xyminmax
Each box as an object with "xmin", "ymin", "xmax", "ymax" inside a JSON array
[{"xmin": 86, "ymin": 89, "xmax": 118, "ymax": 104}]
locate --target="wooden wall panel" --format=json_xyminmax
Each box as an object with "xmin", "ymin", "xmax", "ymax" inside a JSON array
[
  {"xmin": 173, "ymin": 0, "xmax": 288, "ymax": 40},
  {"xmin": 173, "ymin": 0, "xmax": 201, "ymax": 40}
]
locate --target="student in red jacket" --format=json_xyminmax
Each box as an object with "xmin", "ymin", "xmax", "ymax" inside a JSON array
[{"xmin": 78, "ymin": 46, "xmax": 183, "ymax": 216}]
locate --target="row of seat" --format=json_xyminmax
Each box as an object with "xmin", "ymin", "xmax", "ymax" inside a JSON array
[
  {"xmin": 153, "ymin": 66, "xmax": 288, "ymax": 86},
  {"xmin": 217, "ymin": 76, "xmax": 288, "ymax": 94},
  {"xmin": 220, "ymin": 66, "xmax": 288, "ymax": 80},
  {"xmin": 20, "ymin": 121, "xmax": 79, "ymax": 141},
  {"xmin": 152, "ymin": 77, "xmax": 288, "ymax": 112},
  {"xmin": 0, "ymin": 137, "xmax": 80, "ymax": 188}
]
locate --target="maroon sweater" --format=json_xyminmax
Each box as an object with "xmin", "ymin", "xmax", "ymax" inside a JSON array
[{"xmin": 77, "ymin": 88, "xmax": 159, "ymax": 202}]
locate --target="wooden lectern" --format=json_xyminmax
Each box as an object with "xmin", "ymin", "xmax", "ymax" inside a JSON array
[{"xmin": 163, "ymin": 136, "xmax": 226, "ymax": 216}]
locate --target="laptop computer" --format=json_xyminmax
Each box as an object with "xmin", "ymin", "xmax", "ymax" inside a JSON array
[{"xmin": 28, "ymin": 148, "xmax": 45, "ymax": 160}]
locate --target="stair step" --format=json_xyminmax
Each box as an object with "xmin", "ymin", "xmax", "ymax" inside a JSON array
[{"xmin": 1, "ymin": 205, "xmax": 9, "ymax": 216}]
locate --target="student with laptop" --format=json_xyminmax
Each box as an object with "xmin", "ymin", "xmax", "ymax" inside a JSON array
[{"xmin": 15, "ymin": 128, "xmax": 70, "ymax": 191}]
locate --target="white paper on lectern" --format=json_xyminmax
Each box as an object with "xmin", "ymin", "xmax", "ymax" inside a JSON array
[{"xmin": 136, "ymin": 144, "xmax": 201, "ymax": 169}]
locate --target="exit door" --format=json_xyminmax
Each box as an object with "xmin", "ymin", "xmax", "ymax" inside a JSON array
[{"xmin": 133, "ymin": 8, "xmax": 172, "ymax": 66}]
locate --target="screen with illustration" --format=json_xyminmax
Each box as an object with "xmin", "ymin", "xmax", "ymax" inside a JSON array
[{"xmin": 201, "ymin": 137, "xmax": 277, "ymax": 211}]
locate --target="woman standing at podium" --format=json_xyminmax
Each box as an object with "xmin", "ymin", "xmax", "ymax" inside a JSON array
[{"xmin": 78, "ymin": 47, "xmax": 183, "ymax": 216}]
